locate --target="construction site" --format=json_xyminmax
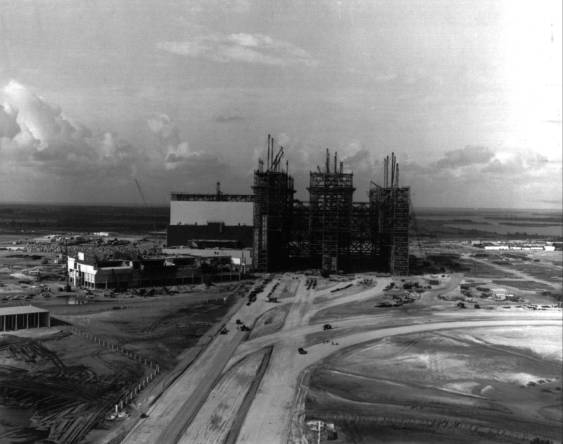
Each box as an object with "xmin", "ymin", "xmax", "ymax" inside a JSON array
[
  {"xmin": 0, "ymin": 136, "xmax": 561, "ymax": 444},
  {"xmin": 168, "ymin": 135, "xmax": 411, "ymax": 275}
]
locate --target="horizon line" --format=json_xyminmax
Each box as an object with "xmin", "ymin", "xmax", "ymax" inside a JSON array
[{"xmin": 0, "ymin": 201, "xmax": 561, "ymax": 212}]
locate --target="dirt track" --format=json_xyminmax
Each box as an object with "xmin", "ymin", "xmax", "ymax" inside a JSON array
[
  {"xmin": 121, "ymin": 279, "xmax": 280, "ymax": 444},
  {"xmin": 118, "ymin": 272, "xmax": 562, "ymax": 444}
]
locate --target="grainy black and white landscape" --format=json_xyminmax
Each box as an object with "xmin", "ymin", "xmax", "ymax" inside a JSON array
[{"xmin": 1, "ymin": 1, "xmax": 561, "ymax": 444}]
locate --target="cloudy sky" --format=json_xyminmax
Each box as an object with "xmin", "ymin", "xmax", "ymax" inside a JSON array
[{"xmin": 0, "ymin": 0, "xmax": 561, "ymax": 208}]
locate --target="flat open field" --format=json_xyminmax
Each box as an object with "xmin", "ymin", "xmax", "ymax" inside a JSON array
[
  {"xmin": 55, "ymin": 288, "xmax": 243, "ymax": 371},
  {"xmin": 306, "ymin": 326, "xmax": 562, "ymax": 443}
]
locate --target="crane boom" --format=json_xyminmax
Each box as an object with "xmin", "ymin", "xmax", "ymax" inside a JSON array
[{"xmin": 134, "ymin": 178, "xmax": 148, "ymax": 207}]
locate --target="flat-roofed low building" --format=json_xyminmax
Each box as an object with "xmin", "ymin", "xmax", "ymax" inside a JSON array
[
  {"xmin": 0, "ymin": 305, "xmax": 50, "ymax": 332},
  {"xmin": 68, "ymin": 255, "xmax": 134, "ymax": 289},
  {"xmin": 67, "ymin": 250, "xmax": 248, "ymax": 289},
  {"xmin": 163, "ymin": 247, "xmax": 252, "ymax": 270},
  {"xmin": 491, "ymin": 287, "xmax": 507, "ymax": 300}
]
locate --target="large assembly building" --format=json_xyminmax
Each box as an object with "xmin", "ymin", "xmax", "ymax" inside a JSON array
[{"xmin": 167, "ymin": 135, "xmax": 410, "ymax": 275}]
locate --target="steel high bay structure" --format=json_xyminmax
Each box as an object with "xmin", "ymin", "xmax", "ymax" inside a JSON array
[
  {"xmin": 308, "ymin": 149, "xmax": 354, "ymax": 272},
  {"xmin": 252, "ymin": 135, "xmax": 295, "ymax": 272},
  {"xmin": 252, "ymin": 135, "xmax": 410, "ymax": 274},
  {"xmin": 370, "ymin": 153, "xmax": 410, "ymax": 275}
]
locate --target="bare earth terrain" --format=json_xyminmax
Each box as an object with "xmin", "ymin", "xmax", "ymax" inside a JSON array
[{"xmin": 1, "ymin": 236, "xmax": 562, "ymax": 443}]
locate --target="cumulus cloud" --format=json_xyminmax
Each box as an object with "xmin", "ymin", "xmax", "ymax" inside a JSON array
[
  {"xmin": 157, "ymin": 33, "xmax": 318, "ymax": 67},
  {"xmin": 340, "ymin": 142, "xmax": 374, "ymax": 172},
  {"xmin": 0, "ymin": 104, "xmax": 20, "ymax": 139},
  {"xmin": 434, "ymin": 145, "xmax": 494, "ymax": 169},
  {"xmin": 215, "ymin": 112, "xmax": 245, "ymax": 123},
  {"xmin": 147, "ymin": 113, "xmax": 183, "ymax": 154},
  {"xmin": 0, "ymin": 81, "xmax": 254, "ymax": 203},
  {"xmin": 481, "ymin": 152, "xmax": 550, "ymax": 175},
  {"xmin": 0, "ymin": 80, "xmax": 138, "ymax": 178},
  {"xmin": 147, "ymin": 113, "xmax": 222, "ymax": 171},
  {"xmin": 393, "ymin": 146, "xmax": 561, "ymax": 208}
]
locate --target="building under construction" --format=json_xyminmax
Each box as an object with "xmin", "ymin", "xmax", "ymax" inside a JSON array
[
  {"xmin": 369, "ymin": 153, "xmax": 410, "ymax": 275},
  {"xmin": 167, "ymin": 134, "xmax": 411, "ymax": 275}
]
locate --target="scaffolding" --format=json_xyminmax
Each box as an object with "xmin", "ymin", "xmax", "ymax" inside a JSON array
[
  {"xmin": 252, "ymin": 134, "xmax": 295, "ymax": 272},
  {"xmin": 288, "ymin": 199, "xmax": 311, "ymax": 267},
  {"xmin": 370, "ymin": 152, "xmax": 410, "ymax": 275},
  {"xmin": 308, "ymin": 150, "xmax": 354, "ymax": 272},
  {"xmin": 170, "ymin": 184, "xmax": 253, "ymax": 203},
  {"xmin": 165, "ymin": 135, "xmax": 412, "ymax": 275}
]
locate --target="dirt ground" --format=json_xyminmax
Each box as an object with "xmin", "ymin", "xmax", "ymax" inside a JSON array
[
  {"xmin": 0, "ymin": 328, "xmax": 143, "ymax": 444},
  {"xmin": 177, "ymin": 347, "xmax": 271, "ymax": 444},
  {"xmin": 248, "ymin": 304, "xmax": 290, "ymax": 339},
  {"xmin": 2, "ymin": 234, "xmax": 561, "ymax": 444},
  {"xmin": 0, "ymin": 285, "xmax": 245, "ymax": 443},
  {"xmin": 56, "ymin": 288, "xmax": 244, "ymax": 371},
  {"xmin": 306, "ymin": 326, "xmax": 563, "ymax": 443},
  {"xmin": 0, "ymin": 241, "xmax": 250, "ymax": 444}
]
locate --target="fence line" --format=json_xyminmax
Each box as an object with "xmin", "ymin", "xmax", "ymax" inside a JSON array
[{"xmin": 67, "ymin": 326, "xmax": 160, "ymax": 416}]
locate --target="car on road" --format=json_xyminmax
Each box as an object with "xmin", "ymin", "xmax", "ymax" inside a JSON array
[{"xmin": 298, "ymin": 347, "xmax": 308, "ymax": 354}]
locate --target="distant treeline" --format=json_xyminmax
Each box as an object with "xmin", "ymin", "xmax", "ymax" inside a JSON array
[
  {"xmin": 484, "ymin": 216, "xmax": 562, "ymax": 224},
  {"xmin": 412, "ymin": 218, "xmax": 562, "ymax": 241},
  {"xmin": 0, "ymin": 204, "xmax": 169, "ymax": 233}
]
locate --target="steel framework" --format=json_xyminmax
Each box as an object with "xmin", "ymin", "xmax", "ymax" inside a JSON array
[
  {"xmin": 170, "ymin": 137, "xmax": 411, "ymax": 275},
  {"xmin": 307, "ymin": 150, "xmax": 354, "ymax": 272},
  {"xmin": 369, "ymin": 152, "xmax": 410, "ymax": 275},
  {"xmin": 252, "ymin": 135, "xmax": 295, "ymax": 272}
]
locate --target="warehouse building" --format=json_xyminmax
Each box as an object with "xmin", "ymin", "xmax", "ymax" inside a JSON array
[
  {"xmin": 0, "ymin": 305, "xmax": 50, "ymax": 331},
  {"xmin": 167, "ymin": 183, "xmax": 254, "ymax": 249},
  {"xmin": 67, "ymin": 251, "xmax": 245, "ymax": 289}
]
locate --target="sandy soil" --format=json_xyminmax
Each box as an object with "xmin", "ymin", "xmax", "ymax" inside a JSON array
[
  {"xmin": 248, "ymin": 304, "xmax": 290, "ymax": 339},
  {"xmin": 122, "ymin": 279, "xmax": 280, "ymax": 444},
  {"xmin": 306, "ymin": 326, "xmax": 562, "ymax": 443},
  {"xmin": 4, "ymin": 238, "xmax": 557, "ymax": 444},
  {"xmin": 178, "ymin": 348, "xmax": 268, "ymax": 443},
  {"xmin": 0, "ymin": 243, "xmax": 250, "ymax": 443}
]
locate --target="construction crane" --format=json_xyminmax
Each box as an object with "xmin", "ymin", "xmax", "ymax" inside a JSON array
[
  {"xmin": 133, "ymin": 178, "xmax": 158, "ymax": 233},
  {"xmin": 134, "ymin": 178, "xmax": 148, "ymax": 208}
]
